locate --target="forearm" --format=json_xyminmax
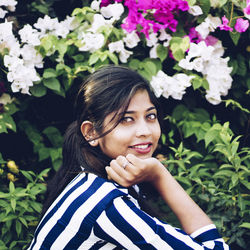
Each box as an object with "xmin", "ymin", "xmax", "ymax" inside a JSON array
[{"xmin": 153, "ymin": 163, "xmax": 213, "ymax": 234}]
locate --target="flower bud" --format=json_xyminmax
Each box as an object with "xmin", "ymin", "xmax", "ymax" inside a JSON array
[
  {"xmin": 7, "ymin": 173, "xmax": 18, "ymax": 182},
  {"xmin": 7, "ymin": 160, "xmax": 19, "ymax": 174}
]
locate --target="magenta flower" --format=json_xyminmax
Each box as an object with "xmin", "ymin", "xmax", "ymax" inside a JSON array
[
  {"xmin": 235, "ymin": 18, "xmax": 249, "ymax": 33},
  {"xmin": 121, "ymin": 0, "xmax": 189, "ymax": 37},
  {"xmin": 219, "ymin": 15, "xmax": 233, "ymax": 31},
  {"xmin": 100, "ymin": 0, "xmax": 122, "ymax": 8},
  {"xmin": 244, "ymin": 0, "xmax": 250, "ymax": 15}
]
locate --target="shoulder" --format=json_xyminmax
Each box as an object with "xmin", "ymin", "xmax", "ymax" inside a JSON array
[{"xmin": 64, "ymin": 172, "xmax": 129, "ymax": 202}]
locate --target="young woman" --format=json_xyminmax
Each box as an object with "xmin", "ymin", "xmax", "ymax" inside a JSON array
[{"xmin": 28, "ymin": 65, "xmax": 229, "ymax": 249}]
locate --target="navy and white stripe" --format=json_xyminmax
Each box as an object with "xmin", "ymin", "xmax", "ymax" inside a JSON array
[{"xmin": 28, "ymin": 173, "xmax": 230, "ymax": 249}]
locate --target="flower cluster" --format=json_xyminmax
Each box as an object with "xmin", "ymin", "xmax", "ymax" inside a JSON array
[
  {"xmin": 150, "ymin": 70, "xmax": 194, "ymax": 100},
  {"xmin": 0, "ymin": 0, "xmax": 17, "ymax": 19},
  {"xmin": 120, "ymin": 0, "xmax": 189, "ymax": 37},
  {"xmin": 179, "ymin": 41, "xmax": 232, "ymax": 105},
  {"xmin": 0, "ymin": 0, "xmax": 249, "ymax": 105},
  {"xmin": 0, "ymin": 15, "xmax": 75, "ymax": 94}
]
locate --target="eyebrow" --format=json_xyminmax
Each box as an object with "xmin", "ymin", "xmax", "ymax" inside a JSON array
[{"xmin": 123, "ymin": 106, "xmax": 157, "ymax": 115}]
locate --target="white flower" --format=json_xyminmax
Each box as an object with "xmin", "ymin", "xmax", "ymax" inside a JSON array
[
  {"xmin": 178, "ymin": 40, "xmax": 232, "ymax": 105},
  {"xmin": 62, "ymin": 16, "xmax": 79, "ymax": 31},
  {"xmin": 0, "ymin": 0, "xmax": 17, "ymax": 11},
  {"xmin": 19, "ymin": 24, "xmax": 41, "ymax": 46},
  {"xmin": 123, "ymin": 31, "xmax": 140, "ymax": 48},
  {"xmin": 90, "ymin": 0, "xmax": 101, "ymax": 11},
  {"xmin": 188, "ymin": 5, "xmax": 203, "ymax": 16},
  {"xmin": 79, "ymin": 33, "xmax": 105, "ymax": 52},
  {"xmin": 158, "ymin": 29, "xmax": 172, "ymax": 42},
  {"xmin": 192, "ymin": 58, "xmax": 204, "ymax": 72},
  {"xmin": 150, "ymin": 71, "xmax": 193, "ymax": 100},
  {"xmin": 146, "ymin": 32, "xmax": 158, "ymax": 47},
  {"xmin": 119, "ymin": 49, "xmax": 132, "ymax": 63},
  {"xmin": 150, "ymin": 71, "xmax": 168, "ymax": 97},
  {"xmin": 34, "ymin": 15, "xmax": 59, "ymax": 35},
  {"xmin": 149, "ymin": 44, "xmax": 158, "ymax": 58},
  {"xmin": 0, "ymin": 20, "xmax": 14, "ymax": 41},
  {"xmin": 7, "ymin": 63, "xmax": 40, "ymax": 94},
  {"xmin": 0, "ymin": 7, "xmax": 7, "ymax": 18},
  {"xmin": 195, "ymin": 14, "xmax": 221, "ymax": 39},
  {"xmin": 108, "ymin": 40, "xmax": 124, "ymax": 53},
  {"xmin": 54, "ymin": 22, "xmax": 70, "ymax": 38},
  {"xmin": 100, "ymin": 3, "xmax": 124, "ymax": 20},
  {"xmin": 88, "ymin": 14, "xmax": 113, "ymax": 33},
  {"xmin": 108, "ymin": 40, "xmax": 132, "ymax": 63},
  {"xmin": 178, "ymin": 58, "xmax": 194, "ymax": 70},
  {"xmin": 205, "ymin": 88, "xmax": 222, "ymax": 105},
  {"xmin": 21, "ymin": 44, "xmax": 43, "ymax": 68}
]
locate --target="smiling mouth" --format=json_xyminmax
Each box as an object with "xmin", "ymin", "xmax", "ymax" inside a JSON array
[
  {"xmin": 129, "ymin": 143, "xmax": 153, "ymax": 154},
  {"xmin": 131, "ymin": 144, "xmax": 152, "ymax": 149}
]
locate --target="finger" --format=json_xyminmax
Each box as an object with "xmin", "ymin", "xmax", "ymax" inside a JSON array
[
  {"xmin": 115, "ymin": 156, "xmax": 131, "ymax": 172},
  {"xmin": 126, "ymin": 154, "xmax": 143, "ymax": 168},
  {"xmin": 105, "ymin": 166, "xmax": 131, "ymax": 187}
]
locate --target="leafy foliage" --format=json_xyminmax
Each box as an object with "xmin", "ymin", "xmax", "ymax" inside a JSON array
[{"xmin": 0, "ymin": 0, "xmax": 249, "ymax": 249}]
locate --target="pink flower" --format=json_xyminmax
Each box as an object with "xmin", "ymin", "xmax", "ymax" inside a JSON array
[
  {"xmin": 219, "ymin": 15, "xmax": 233, "ymax": 31},
  {"xmin": 100, "ymin": 0, "xmax": 122, "ymax": 7},
  {"xmin": 121, "ymin": 0, "xmax": 189, "ymax": 37},
  {"xmin": 244, "ymin": 0, "xmax": 250, "ymax": 15},
  {"xmin": 234, "ymin": 18, "xmax": 249, "ymax": 33}
]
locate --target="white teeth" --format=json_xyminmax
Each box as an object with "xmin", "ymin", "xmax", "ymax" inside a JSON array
[{"xmin": 133, "ymin": 145, "xmax": 149, "ymax": 149}]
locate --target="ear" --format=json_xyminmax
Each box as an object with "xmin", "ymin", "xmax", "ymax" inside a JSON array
[{"xmin": 80, "ymin": 121, "xmax": 99, "ymax": 147}]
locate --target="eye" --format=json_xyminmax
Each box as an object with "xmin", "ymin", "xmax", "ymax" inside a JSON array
[
  {"xmin": 147, "ymin": 113, "xmax": 157, "ymax": 121},
  {"xmin": 121, "ymin": 116, "xmax": 134, "ymax": 123}
]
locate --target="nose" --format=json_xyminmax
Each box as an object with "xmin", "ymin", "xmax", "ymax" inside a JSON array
[{"xmin": 135, "ymin": 119, "xmax": 151, "ymax": 137}]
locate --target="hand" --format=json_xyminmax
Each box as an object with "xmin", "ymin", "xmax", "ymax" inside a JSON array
[{"xmin": 105, "ymin": 154, "xmax": 166, "ymax": 187}]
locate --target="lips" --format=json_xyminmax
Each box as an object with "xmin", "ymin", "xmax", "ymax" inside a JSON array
[{"xmin": 129, "ymin": 143, "xmax": 152, "ymax": 154}]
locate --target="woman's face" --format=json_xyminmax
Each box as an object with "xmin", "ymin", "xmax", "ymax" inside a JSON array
[{"xmin": 98, "ymin": 89, "xmax": 161, "ymax": 159}]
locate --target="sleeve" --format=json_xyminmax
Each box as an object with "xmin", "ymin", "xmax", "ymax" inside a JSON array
[{"xmin": 93, "ymin": 196, "xmax": 230, "ymax": 250}]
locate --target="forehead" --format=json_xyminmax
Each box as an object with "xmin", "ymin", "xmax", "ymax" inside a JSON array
[{"xmin": 126, "ymin": 89, "xmax": 154, "ymax": 110}]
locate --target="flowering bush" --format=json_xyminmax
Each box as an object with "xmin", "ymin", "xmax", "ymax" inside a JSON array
[{"xmin": 0, "ymin": 0, "xmax": 249, "ymax": 249}]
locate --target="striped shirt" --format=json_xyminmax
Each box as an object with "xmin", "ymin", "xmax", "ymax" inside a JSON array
[{"xmin": 28, "ymin": 173, "xmax": 230, "ymax": 249}]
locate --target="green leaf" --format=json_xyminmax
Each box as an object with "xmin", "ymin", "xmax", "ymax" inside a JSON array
[
  {"xmin": 144, "ymin": 61, "xmax": 157, "ymax": 76},
  {"xmin": 21, "ymin": 170, "xmax": 34, "ymax": 182},
  {"xmin": 89, "ymin": 53, "xmax": 99, "ymax": 65},
  {"xmin": 19, "ymin": 217, "xmax": 28, "ymax": 227},
  {"xmin": 204, "ymin": 129, "xmax": 218, "ymax": 147},
  {"xmin": 239, "ymin": 222, "xmax": 250, "ymax": 229},
  {"xmin": 43, "ymin": 68, "xmax": 57, "ymax": 78},
  {"xmin": 15, "ymin": 220, "xmax": 22, "ymax": 237},
  {"xmin": 108, "ymin": 52, "xmax": 118, "ymax": 65},
  {"xmin": 9, "ymin": 181, "xmax": 15, "ymax": 193},
  {"xmin": 43, "ymin": 78, "xmax": 61, "ymax": 92},
  {"xmin": 43, "ymin": 126, "xmax": 63, "ymax": 147},
  {"xmin": 213, "ymin": 170, "xmax": 234, "ymax": 178},
  {"xmin": 30, "ymin": 84, "xmax": 47, "ymax": 97},
  {"xmin": 38, "ymin": 147, "xmax": 50, "ymax": 161},
  {"xmin": 172, "ymin": 49, "xmax": 185, "ymax": 61},
  {"xmin": 230, "ymin": 32, "xmax": 240, "ymax": 46},
  {"xmin": 240, "ymin": 180, "xmax": 250, "ymax": 190},
  {"xmin": 129, "ymin": 59, "xmax": 140, "ymax": 70},
  {"xmin": 11, "ymin": 199, "xmax": 16, "ymax": 212},
  {"xmin": 156, "ymin": 44, "xmax": 168, "ymax": 62}
]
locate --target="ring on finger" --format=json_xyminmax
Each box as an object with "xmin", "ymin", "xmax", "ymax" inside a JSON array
[{"xmin": 122, "ymin": 161, "xmax": 128, "ymax": 170}]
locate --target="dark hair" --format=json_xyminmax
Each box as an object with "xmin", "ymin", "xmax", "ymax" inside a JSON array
[{"xmin": 42, "ymin": 65, "xmax": 161, "ymax": 216}]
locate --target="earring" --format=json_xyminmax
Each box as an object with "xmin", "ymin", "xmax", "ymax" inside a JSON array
[{"xmin": 90, "ymin": 140, "xmax": 96, "ymax": 145}]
